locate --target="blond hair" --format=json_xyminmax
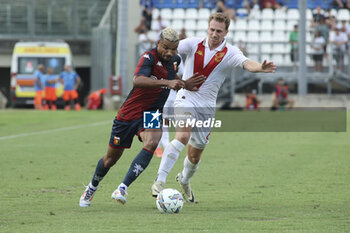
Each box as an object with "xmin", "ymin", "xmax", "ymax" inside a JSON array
[
  {"xmin": 160, "ymin": 27, "xmax": 179, "ymax": 42},
  {"xmin": 208, "ymin": 13, "xmax": 230, "ymax": 30}
]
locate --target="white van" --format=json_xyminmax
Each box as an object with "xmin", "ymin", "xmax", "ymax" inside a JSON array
[{"xmin": 10, "ymin": 41, "xmax": 73, "ymax": 106}]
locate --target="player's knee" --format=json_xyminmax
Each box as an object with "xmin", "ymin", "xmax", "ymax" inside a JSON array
[
  {"xmin": 189, "ymin": 156, "xmax": 200, "ymax": 164},
  {"xmin": 104, "ymin": 148, "xmax": 123, "ymax": 168},
  {"xmin": 175, "ymin": 133, "xmax": 190, "ymax": 145},
  {"xmin": 143, "ymin": 139, "xmax": 159, "ymax": 152}
]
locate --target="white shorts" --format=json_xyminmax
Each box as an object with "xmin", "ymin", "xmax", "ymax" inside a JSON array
[
  {"xmin": 163, "ymin": 90, "xmax": 176, "ymax": 119},
  {"xmin": 174, "ymin": 98, "xmax": 215, "ymax": 149}
]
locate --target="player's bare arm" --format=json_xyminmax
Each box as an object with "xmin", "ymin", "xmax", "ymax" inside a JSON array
[
  {"xmin": 133, "ymin": 75, "xmax": 185, "ymax": 90},
  {"xmin": 243, "ymin": 59, "xmax": 277, "ymax": 73}
]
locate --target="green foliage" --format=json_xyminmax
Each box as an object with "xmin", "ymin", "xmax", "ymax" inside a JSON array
[{"xmin": 0, "ymin": 110, "xmax": 349, "ymax": 233}]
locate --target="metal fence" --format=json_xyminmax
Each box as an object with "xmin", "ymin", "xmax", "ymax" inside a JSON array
[{"xmin": 0, "ymin": 0, "xmax": 110, "ymax": 39}]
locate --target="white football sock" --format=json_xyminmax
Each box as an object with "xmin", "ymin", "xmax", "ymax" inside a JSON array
[
  {"xmin": 156, "ymin": 139, "xmax": 185, "ymax": 183},
  {"xmin": 181, "ymin": 156, "xmax": 200, "ymax": 184},
  {"xmin": 160, "ymin": 126, "xmax": 170, "ymax": 148}
]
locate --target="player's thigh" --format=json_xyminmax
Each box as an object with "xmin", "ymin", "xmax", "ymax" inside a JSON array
[
  {"xmin": 188, "ymin": 111, "xmax": 214, "ymax": 150},
  {"xmin": 105, "ymin": 146, "xmax": 124, "ymax": 162},
  {"xmin": 189, "ymin": 130, "xmax": 210, "ymax": 150},
  {"xmin": 173, "ymin": 100, "xmax": 196, "ymax": 144},
  {"xmin": 163, "ymin": 100, "xmax": 175, "ymax": 119}
]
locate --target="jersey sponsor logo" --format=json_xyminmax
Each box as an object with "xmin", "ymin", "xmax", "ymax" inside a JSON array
[
  {"xmin": 143, "ymin": 110, "xmax": 162, "ymax": 129},
  {"xmin": 114, "ymin": 136, "xmax": 120, "ymax": 145},
  {"xmin": 196, "ymin": 50, "xmax": 203, "ymax": 56},
  {"xmin": 143, "ymin": 53, "xmax": 150, "ymax": 60},
  {"xmin": 214, "ymin": 51, "xmax": 226, "ymax": 62}
]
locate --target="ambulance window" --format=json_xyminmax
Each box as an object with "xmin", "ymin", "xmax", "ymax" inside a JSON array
[
  {"xmin": 43, "ymin": 57, "xmax": 65, "ymax": 74},
  {"xmin": 18, "ymin": 58, "xmax": 38, "ymax": 74}
]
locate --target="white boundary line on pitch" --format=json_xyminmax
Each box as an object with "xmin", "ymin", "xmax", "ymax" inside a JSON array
[{"xmin": 0, "ymin": 120, "xmax": 111, "ymax": 141}]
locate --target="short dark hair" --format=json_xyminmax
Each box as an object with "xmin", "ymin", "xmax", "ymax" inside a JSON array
[{"xmin": 208, "ymin": 12, "xmax": 230, "ymax": 30}]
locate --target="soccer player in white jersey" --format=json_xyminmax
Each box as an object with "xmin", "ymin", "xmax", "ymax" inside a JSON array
[{"xmin": 151, "ymin": 13, "xmax": 276, "ymax": 202}]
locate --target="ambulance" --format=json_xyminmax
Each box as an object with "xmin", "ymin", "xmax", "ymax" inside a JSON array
[{"xmin": 10, "ymin": 41, "xmax": 72, "ymax": 107}]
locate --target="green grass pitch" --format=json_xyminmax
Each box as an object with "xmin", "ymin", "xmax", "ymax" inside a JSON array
[{"xmin": 0, "ymin": 110, "xmax": 349, "ymax": 233}]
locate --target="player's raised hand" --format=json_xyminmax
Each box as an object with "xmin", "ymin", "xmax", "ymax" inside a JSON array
[
  {"xmin": 261, "ymin": 60, "xmax": 277, "ymax": 73},
  {"xmin": 184, "ymin": 73, "xmax": 206, "ymax": 91},
  {"xmin": 167, "ymin": 80, "xmax": 185, "ymax": 90}
]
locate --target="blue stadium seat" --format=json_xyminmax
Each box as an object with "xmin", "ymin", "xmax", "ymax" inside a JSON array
[
  {"xmin": 187, "ymin": 0, "xmax": 199, "ymax": 8},
  {"xmin": 153, "ymin": 0, "xmax": 161, "ymax": 8},
  {"xmin": 235, "ymin": 0, "xmax": 245, "ymax": 8},
  {"xmin": 203, "ymin": 0, "xmax": 216, "ymax": 9},
  {"xmin": 160, "ymin": 0, "xmax": 174, "ymax": 8},
  {"xmin": 277, "ymin": 0, "xmax": 286, "ymax": 6},
  {"xmin": 308, "ymin": 0, "xmax": 327, "ymax": 9},
  {"xmin": 286, "ymin": 0, "xmax": 298, "ymax": 8},
  {"xmin": 175, "ymin": 0, "xmax": 186, "ymax": 8},
  {"xmin": 225, "ymin": 0, "xmax": 236, "ymax": 8}
]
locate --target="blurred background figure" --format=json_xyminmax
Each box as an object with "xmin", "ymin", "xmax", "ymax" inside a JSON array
[
  {"xmin": 237, "ymin": 40, "xmax": 248, "ymax": 56},
  {"xmin": 44, "ymin": 67, "xmax": 59, "ymax": 110},
  {"xmin": 215, "ymin": 0, "xmax": 236, "ymax": 21},
  {"xmin": 87, "ymin": 88, "xmax": 107, "ymax": 110},
  {"xmin": 330, "ymin": 26, "xmax": 348, "ymax": 72},
  {"xmin": 289, "ymin": 25, "xmax": 299, "ymax": 70},
  {"xmin": 134, "ymin": 17, "xmax": 148, "ymax": 34},
  {"xmin": 324, "ymin": 8, "xmax": 336, "ymax": 26},
  {"xmin": 152, "ymin": 15, "xmax": 169, "ymax": 40},
  {"xmin": 140, "ymin": 0, "xmax": 154, "ymax": 30},
  {"xmin": 242, "ymin": 0, "xmax": 259, "ymax": 14},
  {"xmin": 179, "ymin": 28, "xmax": 187, "ymax": 40},
  {"xmin": 260, "ymin": 0, "xmax": 282, "ymax": 9},
  {"xmin": 311, "ymin": 6, "xmax": 325, "ymax": 27},
  {"xmin": 272, "ymin": 78, "xmax": 294, "ymax": 110},
  {"xmin": 33, "ymin": 64, "xmax": 45, "ymax": 110},
  {"xmin": 59, "ymin": 65, "xmax": 82, "ymax": 111},
  {"xmin": 245, "ymin": 89, "xmax": 259, "ymax": 110},
  {"xmin": 330, "ymin": 0, "xmax": 350, "ymax": 9},
  {"xmin": 315, "ymin": 17, "xmax": 330, "ymax": 62},
  {"xmin": 138, "ymin": 29, "xmax": 154, "ymax": 56},
  {"xmin": 311, "ymin": 31, "xmax": 326, "ymax": 72},
  {"xmin": 340, "ymin": 20, "xmax": 350, "ymax": 38}
]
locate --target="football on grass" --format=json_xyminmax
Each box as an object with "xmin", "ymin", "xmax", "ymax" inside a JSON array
[{"xmin": 156, "ymin": 188, "xmax": 184, "ymax": 214}]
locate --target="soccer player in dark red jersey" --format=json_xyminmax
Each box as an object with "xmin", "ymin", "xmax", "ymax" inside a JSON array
[{"xmin": 79, "ymin": 28, "xmax": 205, "ymax": 207}]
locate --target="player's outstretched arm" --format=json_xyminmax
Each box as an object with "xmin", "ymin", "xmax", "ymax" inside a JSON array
[
  {"xmin": 183, "ymin": 73, "xmax": 206, "ymax": 91},
  {"xmin": 243, "ymin": 59, "xmax": 277, "ymax": 73},
  {"xmin": 133, "ymin": 75, "xmax": 185, "ymax": 90}
]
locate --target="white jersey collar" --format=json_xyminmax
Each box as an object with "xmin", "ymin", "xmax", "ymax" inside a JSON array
[{"xmin": 204, "ymin": 37, "xmax": 227, "ymax": 52}]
